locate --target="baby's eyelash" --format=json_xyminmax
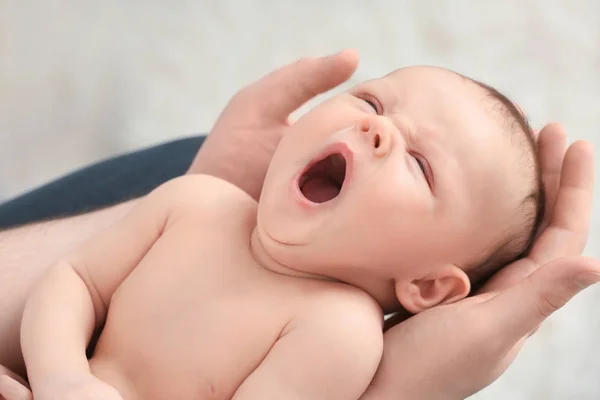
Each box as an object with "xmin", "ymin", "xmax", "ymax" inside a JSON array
[
  {"xmin": 411, "ymin": 152, "xmax": 434, "ymax": 190},
  {"xmin": 364, "ymin": 99, "xmax": 378, "ymax": 112},
  {"xmin": 355, "ymin": 93, "xmax": 382, "ymax": 114},
  {"xmin": 415, "ymin": 157, "xmax": 426, "ymax": 175}
]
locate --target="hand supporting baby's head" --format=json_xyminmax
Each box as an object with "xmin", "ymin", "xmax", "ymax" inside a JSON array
[{"xmin": 255, "ymin": 66, "xmax": 544, "ymax": 314}]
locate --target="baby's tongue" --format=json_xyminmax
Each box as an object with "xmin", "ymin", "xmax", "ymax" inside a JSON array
[{"xmin": 301, "ymin": 177, "xmax": 339, "ymax": 203}]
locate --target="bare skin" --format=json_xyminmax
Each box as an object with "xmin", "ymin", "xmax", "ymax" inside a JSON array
[
  {"xmin": 4, "ymin": 65, "xmax": 599, "ymax": 400},
  {"xmin": 18, "ymin": 175, "xmax": 383, "ymax": 400},
  {"xmin": 0, "ymin": 200, "xmax": 136, "ymax": 375},
  {"xmin": 0, "ymin": 51, "xmax": 597, "ymax": 400},
  {"xmin": 0, "ymin": 50, "xmax": 358, "ymax": 378},
  {"xmin": 257, "ymin": 66, "xmax": 535, "ymax": 313}
]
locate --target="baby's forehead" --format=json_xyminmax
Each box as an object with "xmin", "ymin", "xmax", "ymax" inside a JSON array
[
  {"xmin": 353, "ymin": 66, "xmax": 495, "ymax": 115},
  {"xmin": 384, "ymin": 65, "xmax": 459, "ymax": 80},
  {"xmin": 366, "ymin": 66, "xmax": 527, "ymax": 133},
  {"xmin": 372, "ymin": 66, "xmax": 484, "ymax": 98},
  {"xmin": 353, "ymin": 66, "xmax": 499, "ymax": 129}
]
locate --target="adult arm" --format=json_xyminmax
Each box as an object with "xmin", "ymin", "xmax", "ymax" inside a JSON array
[{"xmin": 0, "ymin": 200, "xmax": 136, "ymax": 275}]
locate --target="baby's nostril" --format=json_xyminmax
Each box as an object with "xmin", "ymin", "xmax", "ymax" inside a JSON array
[{"xmin": 373, "ymin": 134, "xmax": 381, "ymax": 148}]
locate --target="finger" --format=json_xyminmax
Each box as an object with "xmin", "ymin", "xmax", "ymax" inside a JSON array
[
  {"xmin": 536, "ymin": 123, "xmax": 568, "ymax": 234},
  {"xmin": 552, "ymin": 140, "xmax": 595, "ymax": 229},
  {"xmin": 483, "ymin": 136, "xmax": 586, "ymax": 293},
  {"xmin": 234, "ymin": 49, "xmax": 359, "ymax": 122},
  {"xmin": 478, "ymin": 258, "xmax": 538, "ymax": 294},
  {"xmin": 531, "ymin": 140, "xmax": 594, "ymax": 263},
  {"xmin": 485, "ymin": 256, "xmax": 600, "ymax": 342},
  {"xmin": 0, "ymin": 376, "xmax": 32, "ymax": 400}
]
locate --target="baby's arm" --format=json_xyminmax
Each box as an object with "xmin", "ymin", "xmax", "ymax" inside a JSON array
[
  {"xmin": 0, "ymin": 374, "xmax": 32, "ymax": 400},
  {"xmin": 20, "ymin": 176, "xmax": 200, "ymax": 398},
  {"xmin": 233, "ymin": 290, "xmax": 384, "ymax": 400}
]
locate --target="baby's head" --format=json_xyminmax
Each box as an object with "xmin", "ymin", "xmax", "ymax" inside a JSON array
[{"xmin": 257, "ymin": 66, "xmax": 544, "ymax": 313}]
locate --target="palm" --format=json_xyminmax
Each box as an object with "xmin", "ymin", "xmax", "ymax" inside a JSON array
[{"xmin": 377, "ymin": 296, "xmax": 509, "ymax": 399}]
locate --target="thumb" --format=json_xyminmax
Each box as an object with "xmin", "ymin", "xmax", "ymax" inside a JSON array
[
  {"xmin": 486, "ymin": 256, "xmax": 600, "ymax": 342},
  {"xmin": 233, "ymin": 49, "xmax": 359, "ymax": 122}
]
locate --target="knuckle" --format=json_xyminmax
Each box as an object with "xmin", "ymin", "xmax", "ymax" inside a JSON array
[
  {"xmin": 536, "ymin": 291, "xmax": 568, "ymax": 318},
  {"xmin": 524, "ymin": 274, "xmax": 572, "ymax": 320}
]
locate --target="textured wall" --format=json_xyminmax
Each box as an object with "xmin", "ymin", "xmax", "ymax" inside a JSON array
[{"xmin": 1, "ymin": 1, "xmax": 599, "ymax": 398}]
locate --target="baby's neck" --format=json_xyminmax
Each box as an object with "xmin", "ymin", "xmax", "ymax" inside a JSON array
[
  {"xmin": 248, "ymin": 227, "xmax": 400, "ymax": 313},
  {"xmin": 248, "ymin": 227, "xmax": 333, "ymax": 282}
]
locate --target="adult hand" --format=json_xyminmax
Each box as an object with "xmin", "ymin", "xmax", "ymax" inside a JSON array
[
  {"xmin": 188, "ymin": 49, "xmax": 359, "ymax": 200},
  {"xmin": 362, "ymin": 123, "xmax": 598, "ymax": 400}
]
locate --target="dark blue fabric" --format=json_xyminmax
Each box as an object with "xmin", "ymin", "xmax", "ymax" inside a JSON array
[{"xmin": 0, "ymin": 135, "xmax": 206, "ymax": 229}]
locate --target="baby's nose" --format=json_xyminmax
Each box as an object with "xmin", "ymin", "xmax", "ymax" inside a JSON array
[{"xmin": 358, "ymin": 117, "xmax": 392, "ymax": 157}]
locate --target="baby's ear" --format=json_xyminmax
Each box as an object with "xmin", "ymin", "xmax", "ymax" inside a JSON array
[{"xmin": 395, "ymin": 265, "xmax": 471, "ymax": 314}]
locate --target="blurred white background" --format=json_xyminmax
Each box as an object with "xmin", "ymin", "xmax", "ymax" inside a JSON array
[{"xmin": 1, "ymin": 1, "xmax": 599, "ymax": 398}]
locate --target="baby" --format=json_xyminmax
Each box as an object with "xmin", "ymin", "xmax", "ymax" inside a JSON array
[{"xmin": 1, "ymin": 65, "xmax": 544, "ymax": 400}]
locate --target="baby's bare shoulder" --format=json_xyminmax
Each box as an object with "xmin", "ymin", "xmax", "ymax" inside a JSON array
[
  {"xmin": 283, "ymin": 284, "xmax": 384, "ymax": 380},
  {"xmin": 295, "ymin": 283, "xmax": 384, "ymax": 343},
  {"xmin": 159, "ymin": 174, "xmax": 254, "ymax": 204},
  {"xmin": 152, "ymin": 174, "xmax": 256, "ymax": 218},
  {"xmin": 307, "ymin": 284, "xmax": 383, "ymax": 323}
]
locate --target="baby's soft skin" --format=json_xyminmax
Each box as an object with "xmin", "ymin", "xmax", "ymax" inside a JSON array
[
  {"xmin": 8, "ymin": 65, "xmax": 585, "ymax": 400},
  {"xmin": 18, "ymin": 174, "xmax": 384, "ymax": 400},
  {"xmin": 0, "ymin": 50, "xmax": 357, "ymax": 378},
  {"xmin": 0, "ymin": 51, "xmax": 597, "ymax": 400}
]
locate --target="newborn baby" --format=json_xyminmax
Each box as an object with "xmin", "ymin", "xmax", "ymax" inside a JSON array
[{"xmin": 2, "ymin": 66, "xmax": 544, "ymax": 400}]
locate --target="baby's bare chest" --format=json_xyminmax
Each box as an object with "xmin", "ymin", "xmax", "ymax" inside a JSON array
[{"xmin": 90, "ymin": 223, "xmax": 299, "ymax": 400}]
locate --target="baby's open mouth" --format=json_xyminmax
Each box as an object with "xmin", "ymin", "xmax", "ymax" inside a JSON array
[{"xmin": 298, "ymin": 153, "xmax": 347, "ymax": 203}]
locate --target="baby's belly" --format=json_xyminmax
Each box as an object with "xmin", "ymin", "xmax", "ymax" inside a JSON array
[{"xmin": 87, "ymin": 270, "xmax": 288, "ymax": 400}]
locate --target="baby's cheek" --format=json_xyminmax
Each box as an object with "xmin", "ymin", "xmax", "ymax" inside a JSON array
[{"xmin": 381, "ymin": 183, "xmax": 429, "ymax": 215}]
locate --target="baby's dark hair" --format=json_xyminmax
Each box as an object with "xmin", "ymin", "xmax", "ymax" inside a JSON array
[{"xmin": 463, "ymin": 79, "xmax": 546, "ymax": 294}]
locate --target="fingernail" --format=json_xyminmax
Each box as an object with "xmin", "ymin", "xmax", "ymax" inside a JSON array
[{"xmin": 576, "ymin": 272, "xmax": 600, "ymax": 288}]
